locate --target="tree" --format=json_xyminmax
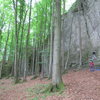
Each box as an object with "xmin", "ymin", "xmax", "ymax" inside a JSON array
[
  {"xmin": 23, "ymin": 0, "xmax": 32, "ymax": 81},
  {"xmin": 51, "ymin": 0, "xmax": 64, "ymax": 91},
  {"xmin": 13, "ymin": 0, "xmax": 19, "ymax": 83},
  {"xmin": 0, "ymin": 0, "xmax": 74, "ymax": 84},
  {"xmin": 48, "ymin": 0, "xmax": 54, "ymax": 79}
]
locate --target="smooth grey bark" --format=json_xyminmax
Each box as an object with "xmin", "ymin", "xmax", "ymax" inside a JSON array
[
  {"xmin": 23, "ymin": 0, "xmax": 32, "ymax": 81},
  {"xmin": 52, "ymin": 0, "xmax": 63, "ymax": 85},
  {"xmin": 40, "ymin": 42, "xmax": 44, "ymax": 79},
  {"xmin": 61, "ymin": 25, "xmax": 65, "ymax": 72},
  {"xmin": 19, "ymin": 10, "xmax": 28, "ymax": 76},
  {"xmin": 32, "ymin": 47, "xmax": 35, "ymax": 75},
  {"xmin": 48, "ymin": 28, "xmax": 54, "ymax": 78},
  {"xmin": 61, "ymin": 0, "xmax": 66, "ymax": 72},
  {"xmin": 35, "ymin": 46, "xmax": 40, "ymax": 76},
  {"xmin": 41, "ymin": 3, "xmax": 48, "ymax": 78},
  {"xmin": 32, "ymin": 32, "xmax": 37, "ymax": 76},
  {"xmin": 13, "ymin": 0, "xmax": 19, "ymax": 83},
  {"xmin": 8, "ymin": 31, "xmax": 14, "ymax": 76},
  {"xmin": 48, "ymin": 0, "xmax": 54, "ymax": 79}
]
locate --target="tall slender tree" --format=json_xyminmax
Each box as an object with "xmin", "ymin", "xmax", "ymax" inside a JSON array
[
  {"xmin": 13, "ymin": 0, "xmax": 19, "ymax": 83},
  {"xmin": 51, "ymin": 0, "xmax": 64, "ymax": 91},
  {"xmin": 23, "ymin": 0, "xmax": 32, "ymax": 81},
  {"xmin": 48, "ymin": 2, "xmax": 54, "ymax": 78}
]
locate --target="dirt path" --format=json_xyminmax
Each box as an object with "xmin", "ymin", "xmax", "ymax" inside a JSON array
[{"xmin": 0, "ymin": 69, "xmax": 100, "ymax": 100}]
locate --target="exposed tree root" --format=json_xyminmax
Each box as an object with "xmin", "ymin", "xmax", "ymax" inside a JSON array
[{"xmin": 42, "ymin": 82, "xmax": 65, "ymax": 93}]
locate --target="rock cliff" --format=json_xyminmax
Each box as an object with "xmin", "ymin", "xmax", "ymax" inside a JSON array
[{"xmin": 62, "ymin": 0, "xmax": 100, "ymax": 67}]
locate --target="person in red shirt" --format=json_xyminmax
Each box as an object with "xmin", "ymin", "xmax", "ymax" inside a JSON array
[{"xmin": 89, "ymin": 60, "xmax": 95, "ymax": 72}]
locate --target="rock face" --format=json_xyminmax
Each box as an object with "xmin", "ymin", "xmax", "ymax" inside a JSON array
[{"xmin": 62, "ymin": 0, "xmax": 100, "ymax": 66}]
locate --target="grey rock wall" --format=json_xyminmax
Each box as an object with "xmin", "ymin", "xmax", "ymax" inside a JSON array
[{"xmin": 62, "ymin": 0, "xmax": 100, "ymax": 66}]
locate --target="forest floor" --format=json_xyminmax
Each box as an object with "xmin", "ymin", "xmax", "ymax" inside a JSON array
[{"xmin": 0, "ymin": 69, "xmax": 100, "ymax": 100}]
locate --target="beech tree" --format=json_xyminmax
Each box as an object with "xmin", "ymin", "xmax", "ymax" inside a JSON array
[
  {"xmin": 0, "ymin": 0, "xmax": 76, "ymax": 85},
  {"xmin": 51, "ymin": 0, "xmax": 64, "ymax": 91}
]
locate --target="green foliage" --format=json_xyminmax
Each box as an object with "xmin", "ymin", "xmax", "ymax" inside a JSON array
[{"xmin": 0, "ymin": 0, "xmax": 76, "ymax": 78}]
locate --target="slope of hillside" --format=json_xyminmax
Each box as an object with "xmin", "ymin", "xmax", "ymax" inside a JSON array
[{"xmin": 0, "ymin": 69, "xmax": 100, "ymax": 100}]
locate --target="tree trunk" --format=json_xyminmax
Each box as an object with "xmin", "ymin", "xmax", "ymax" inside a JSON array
[
  {"xmin": 48, "ymin": 0, "xmax": 54, "ymax": 79},
  {"xmin": 23, "ymin": 0, "xmax": 32, "ymax": 81},
  {"xmin": 41, "ymin": 44, "xmax": 45, "ymax": 79},
  {"xmin": 32, "ymin": 48, "xmax": 35, "ymax": 75},
  {"xmin": 51, "ymin": 0, "xmax": 64, "ymax": 90},
  {"xmin": 19, "ymin": 10, "xmax": 28, "ymax": 76},
  {"xmin": 13, "ymin": 0, "xmax": 19, "ymax": 83}
]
